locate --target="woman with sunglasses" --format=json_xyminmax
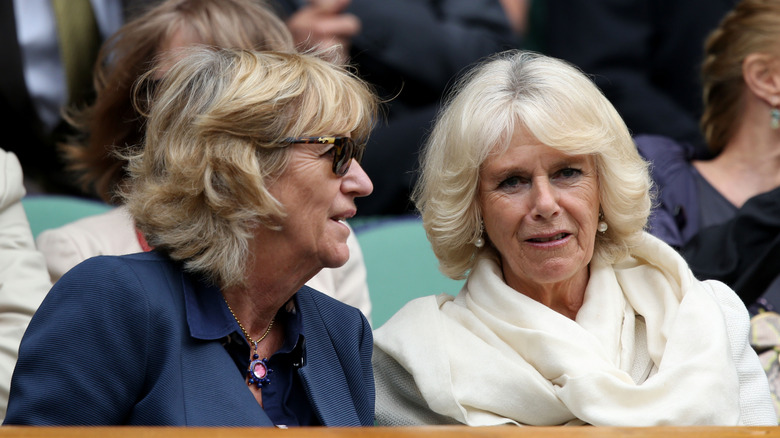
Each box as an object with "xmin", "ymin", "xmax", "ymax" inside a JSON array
[
  {"xmin": 36, "ymin": 0, "xmax": 374, "ymax": 324},
  {"xmin": 4, "ymin": 47, "xmax": 377, "ymax": 426}
]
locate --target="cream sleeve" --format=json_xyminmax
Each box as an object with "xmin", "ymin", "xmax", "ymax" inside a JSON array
[{"xmin": 0, "ymin": 150, "xmax": 51, "ymax": 420}]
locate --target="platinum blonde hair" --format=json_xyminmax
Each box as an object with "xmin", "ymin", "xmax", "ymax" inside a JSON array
[
  {"xmin": 413, "ymin": 50, "xmax": 651, "ymax": 279},
  {"xmin": 122, "ymin": 48, "xmax": 377, "ymax": 287}
]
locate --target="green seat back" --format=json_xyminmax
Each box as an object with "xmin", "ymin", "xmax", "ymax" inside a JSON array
[
  {"xmin": 21, "ymin": 195, "xmax": 112, "ymax": 239},
  {"xmin": 354, "ymin": 216, "xmax": 463, "ymax": 328}
]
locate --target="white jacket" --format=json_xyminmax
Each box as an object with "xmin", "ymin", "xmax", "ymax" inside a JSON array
[{"xmin": 0, "ymin": 149, "xmax": 51, "ymax": 420}]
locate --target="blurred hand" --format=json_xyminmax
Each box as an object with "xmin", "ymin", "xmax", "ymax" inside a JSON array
[
  {"xmin": 287, "ymin": 0, "xmax": 360, "ymax": 64},
  {"xmin": 499, "ymin": 0, "xmax": 529, "ymax": 35}
]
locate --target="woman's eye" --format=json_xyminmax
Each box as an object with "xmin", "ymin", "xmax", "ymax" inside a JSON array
[
  {"xmin": 556, "ymin": 168, "xmax": 582, "ymax": 179},
  {"xmin": 498, "ymin": 176, "xmax": 523, "ymax": 189}
]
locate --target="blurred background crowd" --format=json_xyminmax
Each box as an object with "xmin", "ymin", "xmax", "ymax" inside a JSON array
[{"xmin": 5, "ymin": 0, "xmax": 780, "ymax": 424}]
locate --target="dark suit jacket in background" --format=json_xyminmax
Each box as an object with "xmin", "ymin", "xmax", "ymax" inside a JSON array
[
  {"xmin": 274, "ymin": 0, "xmax": 520, "ymax": 215},
  {"xmin": 0, "ymin": 0, "xmax": 158, "ymax": 194},
  {"xmin": 3, "ymin": 251, "xmax": 374, "ymax": 426},
  {"xmin": 538, "ymin": 0, "xmax": 737, "ymax": 155}
]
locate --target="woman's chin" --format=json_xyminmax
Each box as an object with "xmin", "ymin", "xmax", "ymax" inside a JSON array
[{"xmin": 320, "ymin": 244, "xmax": 351, "ymax": 270}]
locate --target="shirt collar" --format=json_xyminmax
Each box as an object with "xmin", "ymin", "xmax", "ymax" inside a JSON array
[
  {"xmin": 183, "ymin": 275, "xmax": 234, "ymax": 341},
  {"xmin": 183, "ymin": 273, "xmax": 303, "ymax": 344}
]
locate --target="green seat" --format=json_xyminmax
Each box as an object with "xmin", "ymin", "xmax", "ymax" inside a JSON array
[
  {"xmin": 354, "ymin": 216, "xmax": 463, "ymax": 328},
  {"xmin": 21, "ymin": 195, "xmax": 112, "ymax": 239}
]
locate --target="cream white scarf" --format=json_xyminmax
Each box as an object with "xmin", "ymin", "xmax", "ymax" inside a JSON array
[{"xmin": 375, "ymin": 233, "xmax": 742, "ymax": 425}]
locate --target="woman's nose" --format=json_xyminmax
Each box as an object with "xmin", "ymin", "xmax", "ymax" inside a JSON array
[
  {"xmin": 342, "ymin": 159, "xmax": 374, "ymax": 197},
  {"xmin": 530, "ymin": 179, "xmax": 560, "ymax": 219}
]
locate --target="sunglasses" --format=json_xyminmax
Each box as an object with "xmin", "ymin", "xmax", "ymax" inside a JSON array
[{"xmin": 284, "ymin": 136, "xmax": 365, "ymax": 176}]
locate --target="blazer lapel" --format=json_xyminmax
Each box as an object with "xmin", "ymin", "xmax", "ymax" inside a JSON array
[
  {"xmin": 180, "ymin": 330, "xmax": 274, "ymax": 426},
  {"xmin": 296, "ymin": 290, "xmax": 361, "ymax": 426},
  {"xmin": 178, "ymin": 272, "xmax": 273, "ymax": 426}
]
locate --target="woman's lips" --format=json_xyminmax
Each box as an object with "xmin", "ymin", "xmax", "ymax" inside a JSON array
[
  {"xmin": 330, "ymin": 210, "xmax": 356, "ymax": 222},
  {"xmin": 527, "ymin": 232, "xmax": 569, "ymax": 243}
]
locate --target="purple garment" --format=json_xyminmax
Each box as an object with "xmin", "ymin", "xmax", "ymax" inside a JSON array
[
  {"xmin": 637, "ymin": 134, "xmax": 780, "ymax": 309},
  {"xmin": 635, "ymin": 134, "xmax": 701, "ymax": 248}
]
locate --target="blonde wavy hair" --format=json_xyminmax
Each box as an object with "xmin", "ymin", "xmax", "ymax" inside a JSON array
[
  {"xmin": 701, "ymin": 0, "xmax": 780, "ymax": 155},
  {"xmin": 122, "ymin": 48, "xmax": 377, "ymax": 288},
  {"xmin": 413, "ymin": 50, "xmax": 651, "ymax": 280}
]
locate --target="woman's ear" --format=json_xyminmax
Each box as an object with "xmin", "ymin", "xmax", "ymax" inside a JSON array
[{"xmin": 743, "ymin": 53, "xmax": 780, "ymax": 104}]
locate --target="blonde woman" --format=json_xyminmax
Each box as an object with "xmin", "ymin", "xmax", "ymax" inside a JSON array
[
  {"xmin": 6, "ymin": 48, "xmax": 377, "ymax": 426},
  {"xmin": 38, "ymin": 0, "xmax": 372, "ymax": 320}
]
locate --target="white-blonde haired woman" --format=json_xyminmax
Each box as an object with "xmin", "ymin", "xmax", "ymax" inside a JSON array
[
  {"xmin": 5, "ymin": 47, "xmax": 378, "ymax": 426},
  {"xmin": 372, "ymin": 50, "xmax": 776, "ymax": 426}
]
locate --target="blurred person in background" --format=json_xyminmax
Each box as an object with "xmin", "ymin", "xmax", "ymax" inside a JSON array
[
  {"xmin": 634, "ymin": 1, "xmax": 780, "ymax": 419},
  {"xmin": 273, "ymin": 0, "xmax": 521, "ymax": 215},
  {"xmin": 636, "ymin": 0, "xmax": 780, "ymax": 311},
  {"xmin": 538, "ymin": 0, "xmax": 737, "ymax": 155},
  {"xmin": 0, "ymin": 148, "xmax": 51, "ymax": 420},
  {"xmin": 0, "ymin": 0, "xmax": 156, "ymax": 193}
]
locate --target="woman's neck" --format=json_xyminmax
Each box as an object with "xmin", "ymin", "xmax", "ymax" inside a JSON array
[
  {"xmin": 694, "ymin": 121, "xmax": 780, "ymax": 207},
  {"xmin": 504, "ymin": 266, "xmax": 589, "ymax": 321},
  {"xmin": 225, "ymin": 223, "xmax": 327, "ymax": 337},
  {"xmin": 222, "ymin": 282, "xmax": 284, "ymax": 340}
]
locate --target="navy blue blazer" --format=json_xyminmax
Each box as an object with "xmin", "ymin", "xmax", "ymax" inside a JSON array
[{"xmin": 4, "ymin": 251, "xmax": 374, "ymax": 426}]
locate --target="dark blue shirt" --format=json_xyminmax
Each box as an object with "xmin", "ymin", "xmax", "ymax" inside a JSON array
[{"xmin": 186, "ymin": 281, "xmax": 318, "ymax": 426}]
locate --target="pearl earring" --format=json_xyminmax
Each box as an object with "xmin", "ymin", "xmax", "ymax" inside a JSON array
[
  {"xmin": 597, "ymin": 208, "xmax": 608, "ymax": 233},
  {"xmin": 475, "ymin": 222, "xmax": 485, "ymax": 248}
]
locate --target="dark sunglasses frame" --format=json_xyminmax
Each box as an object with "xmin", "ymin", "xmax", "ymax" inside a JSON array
[{"xmin": 284, "ymin": 136, "xmax": 365, "ymax": 176}]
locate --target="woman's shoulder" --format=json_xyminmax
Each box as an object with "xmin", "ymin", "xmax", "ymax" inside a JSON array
[
  {"xmin": 31, "ymin": 253, "xmax": 191, "ymax": 352},
  {"xmin": 37, "ymin": 206, "xmax": 142, "ymax": 282},
  {"xmin": 373, "ymin": 294, "xmax": 455, "ymax": 345},
  {"xmin": 634, "ymin": 134, "xmax": 698, "ymax": 185},
  {"xmin": 52, "ymin": 252, "xmax": 182, "ymax": 304},
  {"xmin": 29, "ymin": 253, "xmax": 186, "ymax": 350},
  {"xmin": 0, "ymin": 149, "xmax": 24, "ymax": 208},
  {"xmin": 697, "ymin": 279, "xmax": 778, "ymax": 424},
  {"xmin": 634, "ymin": 136, "xmax": 701, "ymax": 246},
  {"xmin": 634, "ymin": 134, "xmax": 696, "ymax": 164},
  {"xmin": 296, "ymin": 285, "xmax": 372, "ymax": 328},
  {"xmin": 698, "ymin": 279, "xmax": 751, "ymax": 325},
  {"xmin": 36, "ymin": 206, "xmax": 138, "ymax": 255},
  {"xmin": 629, "ymin": 236, "xmax": 750, "ymax": 326},
  {"xmin": 379, "ymin": 294, "xmax": 451, "ymax": 322}
]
